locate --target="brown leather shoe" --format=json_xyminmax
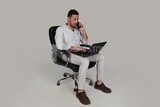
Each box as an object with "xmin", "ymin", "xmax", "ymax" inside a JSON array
[
  {"xmin": 76, "ymin": 91, "xmax": 91, "ymax": 105},
  {"xmin": 94, "ymin": 81, "xmax": 112, "ymax": 93}
]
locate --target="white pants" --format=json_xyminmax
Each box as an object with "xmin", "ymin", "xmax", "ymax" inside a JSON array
[{"xmin": 62, "ymin": 52, "xmax": 105, "ymax": 90}]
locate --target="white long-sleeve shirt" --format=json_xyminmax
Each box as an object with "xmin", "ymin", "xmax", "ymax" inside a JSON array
[{"xmin": 55, "ymin": 24, "xmax": 88, "ymax": 50}]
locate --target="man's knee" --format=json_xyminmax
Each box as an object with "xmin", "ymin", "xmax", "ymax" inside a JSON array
[{"xmin": 98, "ymin": 53, "xmax": 105, "ymax": 61}]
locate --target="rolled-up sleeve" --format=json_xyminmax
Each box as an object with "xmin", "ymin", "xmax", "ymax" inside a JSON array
[{"xmin": 55, "ymin": 27, "xmax": 71, "ymax": 50}]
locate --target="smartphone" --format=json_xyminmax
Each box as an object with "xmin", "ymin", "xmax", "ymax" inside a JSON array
[{"xmin": 77, "ymin": 22, "xmax": 81, "ymax": 29}]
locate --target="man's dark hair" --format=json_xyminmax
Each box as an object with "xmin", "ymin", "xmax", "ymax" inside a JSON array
[{"xmin": 67, "ymin": 9, "xmax": 79, "ymax": 17}]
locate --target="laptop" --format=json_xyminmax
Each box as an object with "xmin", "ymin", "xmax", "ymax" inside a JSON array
[{"xmin": 71, "ymin": 41, "xmax": 107, "ymax": 57}]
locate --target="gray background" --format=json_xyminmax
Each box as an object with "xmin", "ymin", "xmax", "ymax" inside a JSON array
[{"xmin": 0, "ymin": 0, "xmax": 159, "ymax": 107}]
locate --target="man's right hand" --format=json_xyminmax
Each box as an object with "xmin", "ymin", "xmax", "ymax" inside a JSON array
[{"xmin": 68, "ymin": 46, "xmax": 86, "ymax": 52}]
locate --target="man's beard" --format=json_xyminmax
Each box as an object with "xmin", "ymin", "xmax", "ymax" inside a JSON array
[
  {"xmin": 71, "ymin": 24, "xmax": 76, "ymax": 28},
  {"xmin": 70, "ymin": 24, "xmax": 77, "ymax": 28}
]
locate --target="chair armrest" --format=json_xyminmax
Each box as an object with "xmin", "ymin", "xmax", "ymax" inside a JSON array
[
  {"xmin": 59, "ymin": 50, "xmax": 70, "ymax": 66},
  {"xmin": 58, "ymin": 49, "xmax": 69, "ymax": 58}
]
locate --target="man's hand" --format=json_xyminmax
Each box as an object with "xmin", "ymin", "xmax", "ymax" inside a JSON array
[
  {"xmin": 68, "ymin": 46, "xmax": 86, "ymax": 52},
  {"xmin": 78, "ymin": 22, "xmax": 85, "ymax": 34},
  {"xmin": 78, "ymin": 22, "xmax": 88, "ymax": 42}
]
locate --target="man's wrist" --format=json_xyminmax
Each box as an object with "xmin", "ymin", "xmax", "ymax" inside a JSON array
[{"xmin": 80, "ymin": 30, "xmax": 86, "ymax": 35}]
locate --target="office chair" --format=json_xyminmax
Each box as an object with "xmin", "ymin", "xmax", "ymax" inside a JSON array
[{"xmin": 49, "ymin": 26, "xmax": 96, "ymax": 92}]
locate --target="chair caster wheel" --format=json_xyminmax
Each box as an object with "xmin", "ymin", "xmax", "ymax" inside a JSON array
[
  {"xmin": 74, "ymin": 88, "xmax": 78, "ymax": 92},
  {"xmin": 57, "ymin": 82, "xmax": 60, "ymax": 86},
  {"xmin": 63, "ymin": 73, "xmax": 67, "ymax": 77},
  {"xmin": 89, "ymin": 82, "xmax": 93, "ymax": 86}
]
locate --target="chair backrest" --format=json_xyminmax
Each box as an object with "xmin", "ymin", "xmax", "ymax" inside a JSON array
[
  {"xmin": 49, "ymin": 26, "xmax": 64, "ymax": 63},
  {"xmin": 49, "ymin": 26, "xmax": 60, "ymax": 45}
]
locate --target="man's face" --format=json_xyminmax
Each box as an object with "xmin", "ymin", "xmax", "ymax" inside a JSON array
[{"xmin": 68, "ymin": 15, "xmax": 79, "ymax": 28}]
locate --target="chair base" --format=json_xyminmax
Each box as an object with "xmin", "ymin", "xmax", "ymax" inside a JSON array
[{"xmin": 56, "ymin": 72, "xmax": 93, "ymax": 91}]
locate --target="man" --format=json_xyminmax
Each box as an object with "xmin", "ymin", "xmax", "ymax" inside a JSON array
[{"xmin": 55, "ymin": 9, "xmax": 112, "ymax": 105}]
